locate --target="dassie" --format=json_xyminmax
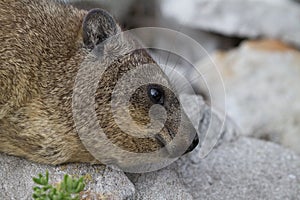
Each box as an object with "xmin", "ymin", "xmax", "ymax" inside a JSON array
[{"xmin": 0, "ymin": 0, "xmax": 199, "ymax": 165}]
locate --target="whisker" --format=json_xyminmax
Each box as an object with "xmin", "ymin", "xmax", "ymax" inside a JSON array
[
  {"xmin": 157, "ymin": 49, "xmax": 162, "ymax": 67},
  {"xmin": 177, "ymin": 74, "xmax": 205, "ymax": 94},
  {"xmin": 164, "ymin": 50, "xmax": 171, "ymax": 73},
  {"xmin": 165, "ymin": 54, "xmax": 181, "ymax": 79},
  {"xmin": 163, "ymin": 23, "xmax": 184, "ymax": 74}
]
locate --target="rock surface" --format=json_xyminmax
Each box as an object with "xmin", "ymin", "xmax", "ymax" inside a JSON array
[
  {"xmin": 161, "ymin": 0, "xmax": 300, "ymax": 48},
  {"xmin": 194, "ymin": 39, "xmax": 300, "ymax": 153},
  {"xmin": 0, "ymin": 154, "xmax": 135, "ymax": 200},
  {"xmin": 2, "ymin": 134, "xmax": 300, "ymax": 199},
  {"xmin": 128, "ymin": 137, "xmax": 300, "ymax": 200}
]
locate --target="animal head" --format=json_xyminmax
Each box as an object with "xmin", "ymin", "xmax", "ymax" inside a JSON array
[{"xmin": 73, "ymin": 9, "xmax": 199, "ymax": 167}]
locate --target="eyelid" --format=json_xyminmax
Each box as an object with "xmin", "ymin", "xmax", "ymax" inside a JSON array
[{"xmin": 158, "ymin": 93, "xmax": 164, "ymax": 105}]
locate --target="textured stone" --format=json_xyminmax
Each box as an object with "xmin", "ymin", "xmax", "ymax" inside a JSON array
[
  {"xmin": 129, "ymin": 137, "xmax": 300, "ymax": 200},
  {"xmin": 3, "ymin": 137, "xmax": 300, "ymax": 199},
  {"xmin": 161, "ymin": 0, "xmax": 300, "ymax": 48},
  {"xmin": 0, "ymin": 154, "xmax": 135, "ymax": 200},
  {"xmin": 180, "ymin": 94, "xmax": 238, "ymax": 158},
  {"xmin": 194, "ymin": 39, "xmax": 300, "ymax": 153},
  {"xmin": 128, "ymin": 169, "xmax": 193, "ymax": 200}
]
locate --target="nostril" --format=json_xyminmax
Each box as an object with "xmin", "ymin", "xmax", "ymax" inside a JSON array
[
  {"xmin": 184, "ymin": 134, "xmax": 199, "ymax": 155},
  {"xmin": 193, "ymin": 135, "xmax": 199, "ymax": 146}
]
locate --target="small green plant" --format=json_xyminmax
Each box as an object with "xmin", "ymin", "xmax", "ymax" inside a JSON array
[{"xmin": 32, "ymin": 170, "xmax": 85, "ymax": 200}]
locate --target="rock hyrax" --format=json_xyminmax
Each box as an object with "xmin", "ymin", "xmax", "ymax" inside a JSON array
[{"xmin": 0, "ymin": 0, "xmax": 199, "ymax": 165}]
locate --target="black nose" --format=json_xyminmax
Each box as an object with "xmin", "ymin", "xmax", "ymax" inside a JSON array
[{"xmin": 184, "ymin": 134, "xmax": 199, "ymax": 155}]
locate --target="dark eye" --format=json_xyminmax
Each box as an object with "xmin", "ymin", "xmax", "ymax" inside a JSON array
[{"xmin": 147, "ymin": 85, "xmax": 164, "ymax": 105}]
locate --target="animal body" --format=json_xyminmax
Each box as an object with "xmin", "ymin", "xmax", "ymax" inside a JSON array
[{"xmin": 0, "ymin": 0, "xmax": 198, "ymax": 165}]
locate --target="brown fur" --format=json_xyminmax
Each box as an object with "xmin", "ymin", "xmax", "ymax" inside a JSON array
[{"xmin": 0, "ymin": 0, "xmax": 197, "ymax": 165}]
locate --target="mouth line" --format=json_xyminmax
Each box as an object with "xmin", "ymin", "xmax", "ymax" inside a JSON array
[
  {"xmin": 154, "ymin": 126, "xmax": 175, "ymax": 148},
  {"xmin": 154, "ymin": 134, "xmax": 167, "ymax": 148},
  {"xmin": 154, "ymin": 129, "xmax": 199, "ymax": 156}
]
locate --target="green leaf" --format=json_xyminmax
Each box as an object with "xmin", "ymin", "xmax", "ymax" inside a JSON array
[
  {"xmin": 40, "ymin": 174, "xmax": 48, "ymax": 185},
  {"xmin": 72, "ymin": 179, "xmax": 79, "ymax": 190},
  {"xmin": 33, "ymin": 177, "xmax": 42, "ymax": 185},
  {"xmin": 33, "ymin": 186, "xmax": 41, "ymax": 191},
  {"xmin": 75, "ymin": 182, "xmax": 85, "ymax": 193},
  {"xmin": 45, "ymin": 170, "xmax": 49, "ymax": 183},
  {"xmin": 66, "ymin": 175, "xmax": 73, "ymax": 192},
  {"xmin": 33, "ymin": 171, "xmax": 85, "ymax": 200}
]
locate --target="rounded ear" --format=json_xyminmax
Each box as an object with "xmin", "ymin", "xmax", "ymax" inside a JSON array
[{"xmin": 82, "ymin": 8, "xmax": 118, "ymax": 49}]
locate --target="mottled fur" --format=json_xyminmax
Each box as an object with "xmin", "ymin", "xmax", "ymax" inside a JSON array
[
  {"xmin": 0, "ymin": 0, "xmax": 95, "ymax": 164},
  {"xmin": 0, "ymin": 0, "xmax": 197, "ymax": 165}
]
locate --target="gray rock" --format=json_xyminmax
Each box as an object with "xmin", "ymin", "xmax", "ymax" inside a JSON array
[
  {"xmin": 3, "ymin": 136, "xmax": 300, "ymax": 199},
  {"xmin": 161, "ymin": 0, "xmax": 300, "ymax": 48},
  {"xmin": 194, "ymin": 39, "xmax": 300, "ymax": 153},
  {"xmin": 180, "ymin": 94, "xmax": 239, "ymax": 158},
  {"xmin": 128, "ymin": 169, "xmax": 193, "ymax": 200},
  {"xmin": 0, "ymin": 154, "xmax": 135, "ymax": 200},
  {"xmin": 129, "ymin": 137, "xmax": 300, "ymax": 200}
]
